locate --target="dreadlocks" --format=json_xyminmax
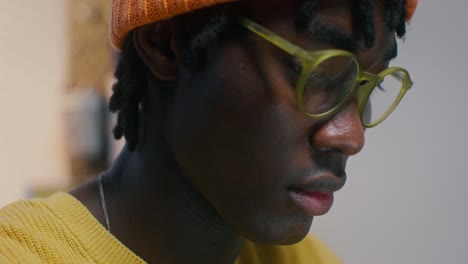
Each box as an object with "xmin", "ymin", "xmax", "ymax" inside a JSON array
[
  {"xmin": 109, "ymin": 13, "xmax": 231, "ymax": 150},
  {"xmin": 109, "ymin": 0, "xmax": 409, "ymax": 151},
  {"xmin": 353, "ymin": 0, "xmax": 408, "ymax": 47}
]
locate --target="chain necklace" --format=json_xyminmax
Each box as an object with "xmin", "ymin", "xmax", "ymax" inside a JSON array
[{"xmin": 98, "ymin": 174, "xmax": 111, "ymax": 232}]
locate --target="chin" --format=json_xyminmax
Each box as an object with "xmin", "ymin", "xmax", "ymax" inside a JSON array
[{"xmin": 242, "ymin": 216, "xmax": 314, "ymax": 245}]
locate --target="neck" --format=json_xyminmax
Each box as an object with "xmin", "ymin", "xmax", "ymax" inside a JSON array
[{"xmin": 103, "ymin": 140, "xmax": 244, "ymax": 264}]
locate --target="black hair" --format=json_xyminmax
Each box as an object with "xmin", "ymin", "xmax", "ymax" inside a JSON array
[
  {"xmin": 354, "ymin": 0, "xmax": 408, "ymax": 47},
  {"xmin": 109, "ymin": 0, "xmax": 409, "ymax": 151},
  {"xmin": 109, "ymin": 13, "xmax": 231, "ymax": 150}
]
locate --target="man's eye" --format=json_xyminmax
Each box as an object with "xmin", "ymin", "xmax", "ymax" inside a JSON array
[
  {"xmin": 360, "ymin": 80, "xmax": 370, "ymax": 86},
  {"xmin": 280, "ymin": 58, "xmax": 302, "ymax": 87},
  {"xmin": 361, "ymin": 80, "xmax": 385, "ymax": 92},
  {"xmin": 306, "ymin": 72, "xmax": 327, "ymax": 88},
  {"xmin": 286, "ymin": 59, "xmax": 302, "ymax": 75}
]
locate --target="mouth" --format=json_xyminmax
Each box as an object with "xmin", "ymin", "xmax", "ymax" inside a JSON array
[{"xmin": 288, "ymin": 173, "xmax": 346, "ymax": 216}]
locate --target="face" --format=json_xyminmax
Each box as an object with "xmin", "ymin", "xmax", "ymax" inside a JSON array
[{"xmin": 164, "ymin": 0, "xmax": 395, "ymax": 244}]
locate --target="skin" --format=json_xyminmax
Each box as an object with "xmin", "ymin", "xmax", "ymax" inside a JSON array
[{"xmin": 71, "ymin": 0, "xmax": 395, "ymax": 263}]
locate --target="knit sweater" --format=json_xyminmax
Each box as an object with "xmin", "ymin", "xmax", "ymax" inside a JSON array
[{"xmin": 0, "ymin": 193, "xmax": 341, "ymax": 263}]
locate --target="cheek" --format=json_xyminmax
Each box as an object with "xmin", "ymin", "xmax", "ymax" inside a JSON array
[
  {"xmin": 165, "ymin": 42, "xmax": 313, "ymax": 243},
  {"xmin": 167, "ymin": 43, "xmax": 286, "ymax": 188},
  {"xmin": 166, "ymin": 40, "xmax": 313, "ymax": 183}
]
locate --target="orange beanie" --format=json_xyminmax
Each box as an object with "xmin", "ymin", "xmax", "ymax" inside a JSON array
[{"xmin": 110, "ymin": 0, "xmax": 419, "ymax": 50}]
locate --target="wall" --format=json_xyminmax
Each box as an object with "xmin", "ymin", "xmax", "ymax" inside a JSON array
[
  {"xmin": 314, "ymin": 1, "xmax": 468, "ymax": 263},
  {"xmin": 0, "ymin": 1, "xmax": 69, "ymax": 206}
]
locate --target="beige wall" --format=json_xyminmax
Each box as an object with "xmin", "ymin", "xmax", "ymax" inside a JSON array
[{"xmin": 0, "ymin": 1, "xmax": 69, "ymax": 207}]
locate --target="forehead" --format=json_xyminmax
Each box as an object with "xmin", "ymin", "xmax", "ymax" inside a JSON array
[
  {"xmin": 243, "ymin": 0, "xmax": 382, "ymax": 23},
  {"xmin": 241, "ymin": 0, "xmax": 395, "ymax": 65}
]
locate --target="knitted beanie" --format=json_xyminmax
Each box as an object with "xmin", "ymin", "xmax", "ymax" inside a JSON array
[{"xmin": 110, "ymin": 0, "xmax": 419, "ymax": 50}]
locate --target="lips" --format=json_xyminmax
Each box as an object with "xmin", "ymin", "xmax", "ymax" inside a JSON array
[{"xmin": 288, "ymin": 173, "xmax": 346, "ymax": 216}]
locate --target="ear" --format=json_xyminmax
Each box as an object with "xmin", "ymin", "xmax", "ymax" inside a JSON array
[{"xmin": 133, "ymin": 21, "xmax": 181, "ymax": 81}]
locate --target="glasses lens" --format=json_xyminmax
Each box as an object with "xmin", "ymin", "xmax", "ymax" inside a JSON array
[
  {"xmin": 362, "ymin": 70, "xmax": 405, "ymax": 125},
  {"xmin": 301, "ymin": 56, "xmax": 358, "ymax": 115}
]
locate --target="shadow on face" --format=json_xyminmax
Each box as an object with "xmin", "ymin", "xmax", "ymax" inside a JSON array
[{"xmin": 135, "ymin": 0, "xmax": 399, "ymax": 245}]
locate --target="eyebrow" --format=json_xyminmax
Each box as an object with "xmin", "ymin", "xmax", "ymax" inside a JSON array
[
  {"xmin": 299, "ymin": 19, "xmax": 399, "ymax": 61},
  {"xmin": 300, "ymin": 20, "xmax": 357, "ymax": 52}
]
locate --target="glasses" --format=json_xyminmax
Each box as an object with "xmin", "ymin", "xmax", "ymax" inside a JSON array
[{"xmin": 238, "ymin": 17, "xmax": 413, "ymax": 128}]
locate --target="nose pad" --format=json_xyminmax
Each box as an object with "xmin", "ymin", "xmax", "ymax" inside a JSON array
[{"xmin": 309, "ymin": 100, "xmax": 365, "ymax": 156}]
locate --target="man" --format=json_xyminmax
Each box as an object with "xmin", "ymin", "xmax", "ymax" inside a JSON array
[{"xmin": 0, "ymin": 0, "xmax": 418, "ymax": 263}]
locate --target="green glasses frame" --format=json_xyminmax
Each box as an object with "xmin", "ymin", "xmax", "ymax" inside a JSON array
[{"xmin": 238, "ymin": 17, "xmax": 414, "ymax": 128}]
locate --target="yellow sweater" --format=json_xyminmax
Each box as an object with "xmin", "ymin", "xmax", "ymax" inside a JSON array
[{"xmin": 0, "ymin": 193, "xmax": 341, "ymax": 264}]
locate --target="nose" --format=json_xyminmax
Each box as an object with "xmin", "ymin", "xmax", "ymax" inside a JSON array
[{"xmin": 309, "ymin": 100, "xmax": 365, "ymax": 156}]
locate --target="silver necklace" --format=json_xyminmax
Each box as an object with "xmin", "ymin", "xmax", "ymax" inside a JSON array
[{"xmin": 98, "ymin": 174, "xmax": 111, "ymax": 232}]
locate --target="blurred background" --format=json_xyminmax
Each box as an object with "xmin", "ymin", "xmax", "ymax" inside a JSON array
[
  {"xmin": 0, "ymin": 0, "xmax": 119, "ymax": 199},
  {"xmin": 0, "ymin": 0, "xmax": 467, "ymax": 264}
]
